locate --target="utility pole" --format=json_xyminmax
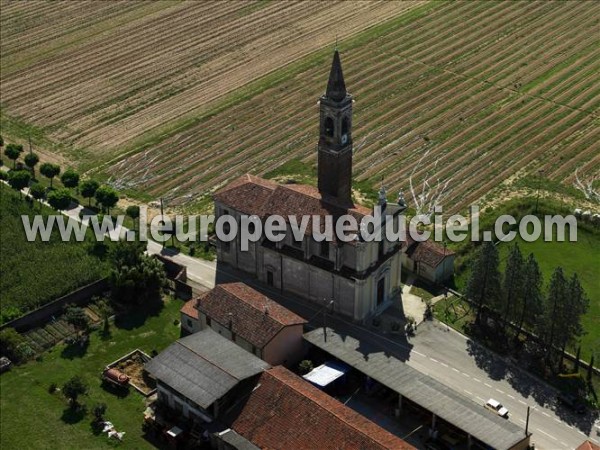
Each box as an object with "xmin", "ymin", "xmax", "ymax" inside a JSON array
[
  {"xmin": 535, "ymin": 169, "xmax": 545, "ymax": 214},
  {"xmin": 525, "ymin": 406, "xmax": 530, "ymax": 436}
]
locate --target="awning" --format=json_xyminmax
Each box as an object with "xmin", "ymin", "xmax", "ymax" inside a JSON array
[{"xmin": 303, "ymin": 361, "xmax": 349, "ymax": 387}]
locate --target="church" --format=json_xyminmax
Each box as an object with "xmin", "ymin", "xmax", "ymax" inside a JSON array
[{"xmin": 213, "ymin": 50, "xmax": 406, "ymax": 322}]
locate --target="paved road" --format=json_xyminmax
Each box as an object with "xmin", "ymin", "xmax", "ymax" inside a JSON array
[{"xmin": 25, "ymin": 194, "xmax": 600, "ymax": 449}]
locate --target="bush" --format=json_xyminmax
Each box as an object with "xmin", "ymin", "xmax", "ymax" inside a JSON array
[
  {"xmin": 48, "ymin": 382, "xmax": 58, "ymax": 394},
  {"xmin": 298, "ymin": 359, "xmax": 313, "ymax": 374},
  {"xmin": 0, "ymin": 171, "xmax": 7, "ymax": 181},
  {"xmin": 92, "ymin": 403, "xmax": 107, "ymax": 422},
  {"xmin": 0, "ymin": 328, "xmax": 24, "ymax": 361},
  {"xmin": 29, "ymin": 183, "xmax": 46, "ymax": 201},
  {"xmin": 8, "ymin": 170, "xmax": 31, "ymax": 194}
]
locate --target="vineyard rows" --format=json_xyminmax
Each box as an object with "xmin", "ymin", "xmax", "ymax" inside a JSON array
[
  {"xmin": 106, "ymin": 1, "xmax": 598, "ymax": 212},
  {"xmin": 1, "ymin": 0, "xmax": 419, "ymax": 158}
]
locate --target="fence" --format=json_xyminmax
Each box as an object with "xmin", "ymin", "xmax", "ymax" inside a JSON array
[{"xmin": 0, "ymin": 278, "xmax": 109, "ymax": 333}]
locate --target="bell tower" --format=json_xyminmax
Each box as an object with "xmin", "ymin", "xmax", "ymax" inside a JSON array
[{"xmin": 318, "ymin": 50, "xmax": 353, "ymax": 206}]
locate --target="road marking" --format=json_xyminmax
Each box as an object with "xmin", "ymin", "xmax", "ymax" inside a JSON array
[
  {"xmin": 536, "ymin": 428, "xmax": 558, "ymax": 441},
  {"xmin": 476, "ymin": 396, "xmax": 485, "ymax": 402},
  {"xmin": 473, "ymin": 377, "xmax": 481, "ymax": 383},
  {"xmin": 452, "ymin": 368, "xmax": 460, "ymax": 373},
  {"xmin": 518, "ymin": 419, "xmax": 525, "ymax": 424},
  {"xmin": 554, "ymin": 418, "xmax": 562, "ymax": 423},
  {"xmin": 429, "ymin": 357, "xmax": 439, "ymax": 363},
  {"xmin": 440, "ymin": 362, "xmax": 448, "ymax": 368},
  {"xmin": 413, "ymin": 350, "xmax": 425, "ymax": 357},
  {"xmin": 495, "ymin": 388, "xmax": 504, "ymax": 394},
  {"xmin": 518, "ymin": 400, "xmax": 527, "ymax": 405},
  {"xmin": 560, "ymin": 442, "xmax": 568, "ymax": 447},
  {"xmin": 463, "ymin": 389, "xmax": 473, "ymax": 396},
  {"xmin": 462, "ymin": 372, "xmax": 470, "ymax": 378},
  {"xmin": 484, "ymin": 383, "xmax": 492, "ymax": 388},
  {"xmin": 507, "ymin": 394, "xmax": 515, "ymax": 399}
]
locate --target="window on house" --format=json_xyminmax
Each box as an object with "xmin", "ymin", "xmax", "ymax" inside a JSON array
[
  {"xmin": 341, "ymin": 117, "xmax": 349, "ymax": 136},
  {"xmin": 320, "ymin": 240, "xmax": 329, "ymax": 258},
  {"xmin": 206, "ymin": 317, "xmax": 211, "ymax": 327},
  {"xmin": 292, "ymin": 237, "xmax": 302, "ymax": 248},
  {"xmin": 267, "ymin": 271, "xmax": 274, "ymax": 286},
  {"xmin": 378, "ymin": 240, "xmax": 385, "ymax": 259},
  {"xmin": 187, "ymin": 319, "xmax": 192, "ymax": 328}
]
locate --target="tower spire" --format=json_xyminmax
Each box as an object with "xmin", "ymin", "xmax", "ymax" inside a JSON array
[{"xmin": 325, "ymin": 49, "xmax": 347, "ymax": 102}]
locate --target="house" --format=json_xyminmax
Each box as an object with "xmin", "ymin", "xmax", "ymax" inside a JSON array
[
  {"xmin": 402, "ymin": 238, "xmax": 455, "ymax": 284},
  {"xmin": 145, "ymin": 328, "xmax": 270, "ymax": 425},
  {"xmin": 230, "ymin": 366, "xmax": 414, "ymax": 450},
  {"xmin": 180, "ymin": 282, "xmax": 307, "ymax": 366},
  {"xmin": 214, "ymin": 50, "xmax": 407, "ymax": 322}
]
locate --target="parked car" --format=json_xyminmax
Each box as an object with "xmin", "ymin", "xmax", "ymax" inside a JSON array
[
  {"xmin": 485, "ymin": 398, "xmax": 509, "ymax": 418},
  {"xmin": 557, "ymin": 393, "xmax": 585, "ymax": 414}
]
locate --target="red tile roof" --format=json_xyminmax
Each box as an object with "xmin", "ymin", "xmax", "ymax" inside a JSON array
[
  {"xmin": 214, "ymin": 174, "xmax": 371, "ymax": 242},
  {"xmin": 197, "ymin": 283, "xmax": 306, "ymax": 349},
  {"xmin": 577, "ymin": 441, "xmax": 600, "ymax": 450},
  {"xmin": 232, "ymin": 366, "xmax": 414, "ymax": 450},
  {"xmin": 180, "ymin": 298, "xmax": 199, "ymax": 320},
  {"xmin": 213, "ymin": 174, "xmax": 277, "ymax": 215},
  {"xmin": 406, "ymin": 240, "xmax": 455, "ymax": 268}
]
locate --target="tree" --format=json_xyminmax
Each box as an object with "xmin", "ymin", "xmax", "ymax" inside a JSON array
[
  {"xmin": 126, "ymin": 205, "xmax": 140, "ymax": 230},
  {"xmin": 502, "ymin": 243, "xmax": 524, "ymax": 327},
  {"xmin": 514, "ymin": 253, "xmax": 543, "ymax": 345},
  {"xmin": 8, "ymin": 170, "xmax": 31, "ymax": 197},
  {"xmin": 558, "ymin": 274, "xmax": 589, "ymax": 364},
  {"xmin": 47, "ymin": 188, "xmax": 72, "ymax": 211},
  {"xmin": 80, "ymin": 179, "xmax": 100, "ymax": 207},
  {"xmin": 109, "ymin": 241, "xmax": 166, "ymax": 305},
  {"xmin": 24, "ymin": 152, "xmax": 39, "ymax": 178},
  {"xmin": 465, "ymin": 241, "xmax": 502, "ymax": 326},
  {"xmin": 39, "ymin": 162, "xmax": 60, "ymax": 188},
  {"xmin": 29, "ymin": 183, "xmax": 46, "ymax": 202},
  {"xmin": 4, "ymin": 143, "xmax": 23, "ymax": 169},
  {"xmin": 95, "ymin": 185, "xmax": 119, "ymax": 214},
  {"xmin": 540, "ymin": 267, "xmax": 569, "ymax": 367},
  {"xmin": 62, "ymin": 376, "xmax": 88, "ymax": 408},
  {"xmin": 61, "ymin": 168, "xmax": 80, "ymax": 190}
]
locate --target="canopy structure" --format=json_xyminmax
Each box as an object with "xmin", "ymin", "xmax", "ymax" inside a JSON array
[{"xmin": 303, "ymin": 361, "xmax": 349, "ymax": 387}]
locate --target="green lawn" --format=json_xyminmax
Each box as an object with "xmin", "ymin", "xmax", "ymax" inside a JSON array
[{"xmin": 0, "ymin": 296, "xmax": 183, "ymax": 450}]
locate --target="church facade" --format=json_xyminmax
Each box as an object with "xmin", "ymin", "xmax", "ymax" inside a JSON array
[{"xmin": 213, "ymin": 51, "xmax": 406, "ymax": 322}]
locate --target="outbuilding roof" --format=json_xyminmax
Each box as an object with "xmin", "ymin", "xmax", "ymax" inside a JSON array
[
  {"xmin": 145, "ymin": 328, "xmax": 269, "ymax": 409},
  {"xmin": 304, "ymin": 328, "xmax": 527, "ymax": 450}
]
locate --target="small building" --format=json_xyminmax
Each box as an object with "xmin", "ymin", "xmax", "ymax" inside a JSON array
[
  {"xmin": 230, "ymin": 366, "xmax": 414, "ymax": 450},
  {"xmin": 181, "ymin": 282, "xmax": 307, "ymax": 366},
  {"xmin": 403, "ymin": 239, "xmax": 455, "ymax": 284},
  {"xmin": 145, "ymin": 328, "xmax": 270, "ymax": 425}
]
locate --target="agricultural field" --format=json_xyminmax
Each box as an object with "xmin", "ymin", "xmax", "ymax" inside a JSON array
[
  {"xmin": 0, "ymin": 0, "xmax": 420, "ymax": 163},
  {"xmin": 0, "ymin": 184, "xmax": 110, "ymax": 323},
  {"xmin": 1, "ymin": 1, "xmax": 598, "ymax": 213}
]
